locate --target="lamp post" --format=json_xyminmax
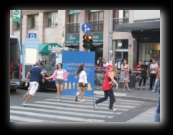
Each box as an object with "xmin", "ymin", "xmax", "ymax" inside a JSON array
[{"xmin": 20, "ymin": 10, "xmax": 22, "ymax": 47}]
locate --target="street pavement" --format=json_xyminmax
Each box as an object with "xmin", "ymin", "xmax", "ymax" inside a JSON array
[{"xmin": 94, "ymin": 79, "xmax": 160, "ymax": 123}]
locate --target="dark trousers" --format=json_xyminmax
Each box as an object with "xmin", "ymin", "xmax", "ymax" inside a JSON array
[
  {"xmin": 95, "ymin": 88, "xmax": 115, "ymax": 109},
  {"xmin": 139, "ymin": 75, "xmax": 147, "ymax": 87},
  {"xmin": 150, "ymin": 73, "xmax": 156, "ymax": 89}
]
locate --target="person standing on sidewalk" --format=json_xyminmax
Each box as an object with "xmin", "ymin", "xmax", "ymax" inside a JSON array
[
  {"xmin": 23, "ymin": 61, "xmax": 45, "ymax": 106},
  {"xmin": 152, "ymin": 64, "xmax": 160, "ymax": 92},
  {"xmin": 75, "ymin": 64, "xmax": 88, "ymax": 102},
  {"xmin": 154, "ymin": 87, "xmax": 160, "ymax": 122},
  {"xmin": 137, "ymin": 60, "xmax": 149, "ymax": 90},
  {"xmin": 149, "ymin": 58, "xmax": 158, "ymax": 90},
  {"xmin": 93, "ymin": 65, "xmax": 118, "ymax": 111},
  {"xmin": 119, "ymin": 58, "xmax": 132, "ymax": 92},
  {"xmin": 45, "ymin": 63, "xmax": 69, "ymax": 101}
]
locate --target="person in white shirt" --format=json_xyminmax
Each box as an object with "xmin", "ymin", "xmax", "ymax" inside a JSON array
[
  {"xmin": 102, "ymin": 58, "xmax": 109, "ymax": 67},
  {"xmin": 75, "ymin": 64, "xmax": 88, "ymax": 102},
  {"xmin": 149, "ymin": 58, "xmax": 158, "ymax": 90}
]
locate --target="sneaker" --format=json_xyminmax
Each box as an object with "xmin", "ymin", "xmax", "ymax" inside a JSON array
[
  {"xmin": 79, "ymin": 99, "xmax": 85, "ymax": 102},
  {"xmin": 143, "ymin": 87, "xmax": 145, "ymax": 90},
  {"xmin": 152, "ymin": 90, "xmax": 155, "ymax": 92},
  {"xmin": 93, "ymin": 100, "xmax": 97, "ymax": 108},
  {"xmin": 57, "ymin": 98, "xmax": 61, "ymax": 101},
  {"xmin": 137, "ymin": 87, "xmax": 140, "ymax": 90},
  {"xmin": 108, "ymin": 108, "xmax": 116, "ymax": 111},
  {"xmin": 22, "ymin": 102, "xmax": 26, "ymax": 107},
  {"xmin": 75, "ymin": 96, "xmax": 78, "ymax": 102}
]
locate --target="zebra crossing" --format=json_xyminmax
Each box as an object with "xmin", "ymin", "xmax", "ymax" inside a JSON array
[{"xmin": 10, "ymin": 95, "xmax": 145, "ymax": 123}]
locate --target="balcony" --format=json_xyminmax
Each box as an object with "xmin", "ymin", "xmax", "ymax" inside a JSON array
[
  {"xmin": 113, "ymin": 17, "xmax": 129, "ymax": 30},
  {"xmin": 87, "ymin": 20, "xmax": 103, "ymax": 32},
  {"xmin": 66, "ymin": 22, "xmax": 80, "ymax": 34}
]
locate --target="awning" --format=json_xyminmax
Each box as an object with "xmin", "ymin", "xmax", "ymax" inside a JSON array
[
  {"xmin": 22, "ymin": 43, "xmax": 63, "ymax": 55},
  {"xmin": 69, "ymin": 10, "xmax": 80, "ymax": 14},
  {"xmin": 114, "ymin": 21, "xmax": 160, "ymax": 32},
  {"xmin": 39, "ymin": 43, "xmax": 62, "ymax": 55}
]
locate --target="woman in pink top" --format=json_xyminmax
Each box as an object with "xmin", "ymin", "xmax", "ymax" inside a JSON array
[{"xmin": 45, "ymin": 63, "xmax": 69, "ymax": 101}]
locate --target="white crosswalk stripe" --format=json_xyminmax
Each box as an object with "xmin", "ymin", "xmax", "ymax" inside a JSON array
[{"xmin": 10, "ymin": 95, "xmax": 145, "ymax": 122}]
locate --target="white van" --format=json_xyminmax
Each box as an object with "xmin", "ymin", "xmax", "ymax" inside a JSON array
[{"xmin": 10, "ymin": 36, "xmax": 22, "ymax": 92}]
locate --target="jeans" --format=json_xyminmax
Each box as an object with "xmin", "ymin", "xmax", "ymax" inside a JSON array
[
  {"xmin": 95, "ymin": 88, "xmax": 115, "ymax": 109},
  {"xmin": 154, "ymin": 110, "xmax": 160, "ymax": 122},
  {"xmin": 153, "ymin": 78, "xmax": 160, "ymax": 91},
  {"xmin": 150, "ymin": 73, "xmax": 156, "ymax": 89}
]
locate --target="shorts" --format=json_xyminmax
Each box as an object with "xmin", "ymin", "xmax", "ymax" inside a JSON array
[
  {"xmin": 55, "ymin": 79, "xmax": 64, "ymax": 85},
  {"xmin": 78, "ymin": 82, "xmax": 87, "ymax": 87},
  {"xmin": 28, "ymin": 81, "xmax": 39, "ymax": 96}
]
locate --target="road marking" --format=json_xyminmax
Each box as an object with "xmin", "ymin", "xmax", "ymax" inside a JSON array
[
  {"xmin": 10, "ymin": 110, "xmax": 105, "ymax": 122},
  {"xmin": 11, "ymin": 106, "xmax": 115, "ymax": 118},
  {"xmin": 35, "ymin": 101, "xmax": 130, "ymax": 111}
]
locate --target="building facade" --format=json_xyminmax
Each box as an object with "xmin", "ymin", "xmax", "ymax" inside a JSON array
[{"xmin": 10, "ymin": 10, "xmax": 160, "ymax": 69}]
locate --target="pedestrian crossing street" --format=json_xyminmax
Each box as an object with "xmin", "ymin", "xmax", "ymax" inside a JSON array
[{"xmin": 10, "ymin": 95, "xmax": 145, "ymax": 123}]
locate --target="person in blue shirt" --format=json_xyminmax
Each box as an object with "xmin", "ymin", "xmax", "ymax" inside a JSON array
[
  {"xmin": 154, "ymin": 86, "xmax": 160, "ymax": 122},
  {"xmin": 22, "ymin": 61, "xmax": 45, "ymax": 106}
]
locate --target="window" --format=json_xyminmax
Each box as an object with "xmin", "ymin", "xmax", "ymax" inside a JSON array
[
  {"xmin": 113, "ymin": 10, "xmax": 129, "ymax": 24},
  {"xmin": 47, "ymin": 12, "xmax": 58, "ymax": 27},
  {"xmin": 30, "ymin": 15, "xmax": 38, "ymax": 29},
  {"xmin": 16, "ymin": 22, "xmax": 20, "ymax": 30},
  {"xmin": 116, "ymin": 40, "xmax": 128, "ymax": 49},
  {"xmin": 67, "ymin": 13, "xmax": 80, "ymax": 33},
  {"xmin": 88, "ymin": 11, "xmax": 103, "ymax": 32}
]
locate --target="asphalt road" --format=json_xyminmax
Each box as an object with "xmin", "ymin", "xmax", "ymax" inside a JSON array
[{"xmin": 10, "ymin": 89, "xmax": 157, "ymax": 123}]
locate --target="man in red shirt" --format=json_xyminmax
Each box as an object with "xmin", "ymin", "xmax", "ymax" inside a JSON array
[{"xmin": 93, "ymin": 65, "xmax": 118, "ymax": 111}]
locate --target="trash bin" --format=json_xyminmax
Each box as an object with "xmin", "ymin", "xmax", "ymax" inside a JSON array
[{"xmin": 129, "ymin": 74, "xmax": 136, "ymax": 88}]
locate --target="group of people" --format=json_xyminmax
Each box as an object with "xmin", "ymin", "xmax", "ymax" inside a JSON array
[
  {"xmin": 135, "ymin": 58, "xmax": 160, "ymax": 92},
  {"xmin": 22, "ymin": 60, "xmax": 120, "ymax": 111},
  {"xmin": 22, "ymin": 57, "xmax": 160, "ymax": 116}
]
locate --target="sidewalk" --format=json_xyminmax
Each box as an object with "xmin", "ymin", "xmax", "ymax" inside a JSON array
[{"xmin": 94, "ymin": 79, "xmax": 159, "ymax": 102}]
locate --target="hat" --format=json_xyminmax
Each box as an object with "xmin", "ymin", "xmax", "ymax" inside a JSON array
[{"xmin": 106, "ymin": 65, "xmax": 113, "ymax": 69}]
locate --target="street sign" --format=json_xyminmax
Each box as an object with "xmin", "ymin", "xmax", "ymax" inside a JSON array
[
  {"xmin": 28, "ymin": 33, "xmax": 36, "ymax": 38},
  {"xmin": 82, "ymin": 22, "xmax": 91, "ymax": 34}
]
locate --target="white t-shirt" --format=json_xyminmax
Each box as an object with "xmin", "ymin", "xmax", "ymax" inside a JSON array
[
  {"xmin": 103, "ymin": 62, "xmax": 109, "ymax": 67},
  {"xmin": 56, "ymin": 70, "xmax": 64, "ymax": 79},
  {"xmin": 150, "ymin": 63, "xmax": 158, "ymax": 74},
  {"xmin": 78, "ymin": 70, "xmax": 87, "ymax": 83}
]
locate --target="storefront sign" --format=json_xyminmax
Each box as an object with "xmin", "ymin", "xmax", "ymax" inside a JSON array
[
  {"xmin": 65, "ymin": 34, "xmax": 79, "ymax": 46},
  {"xmin": 92, "ymin": 33, "xmax": 103, "ymax": 43},
  {"xmin": 13, "ymin": 10, "xmax": 21, "ymax": 22}
]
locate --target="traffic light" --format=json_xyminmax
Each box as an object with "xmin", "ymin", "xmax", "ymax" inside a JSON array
[{"xmin": 83, "ymin": 35, "xmax": 93, "ymax": 49}]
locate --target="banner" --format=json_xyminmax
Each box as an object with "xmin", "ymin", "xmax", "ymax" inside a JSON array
[
  {"xmin": 13, "ymin": 10, "xmax": 21, "ymax": 22},
  {"xmin": 62, "ymin": 51, "xmax": 95, "ymax": 96}
]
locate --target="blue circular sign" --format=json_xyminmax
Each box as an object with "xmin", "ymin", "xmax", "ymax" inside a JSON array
[{"xmin": 82, "ymin": 22, "xmax": 92, "ymax": 33}]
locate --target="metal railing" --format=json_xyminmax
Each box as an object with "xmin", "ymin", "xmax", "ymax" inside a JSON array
[
  {"xmin": 87, "ymin": 20, "xmax": 103, "ymax": 32},
  {"xmin": 66, "ymin": 22, "xmax": 80, "ymax": 34}
]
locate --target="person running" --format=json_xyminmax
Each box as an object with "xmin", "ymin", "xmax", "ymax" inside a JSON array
[
  {"xmin": 93, "ymin": 65, "xmax": 118, "ymax": 111},
  {"xmin": 137, "ymin": 60, "xmax": 149, "ymax": 90},
  {"xmin": 45, "ymin": 63, "xmax": 69, "ymax": 101},
  {"xmin": 108, "ymin": 65, "xmax": 118, "ymax": 102},
  {"xmin": 22, "ymin": 61, "xmax": 45, "ymax": 106},
  {"xmin": 75, "ymin": 64, "xmax": 88, "ymax": 102}
]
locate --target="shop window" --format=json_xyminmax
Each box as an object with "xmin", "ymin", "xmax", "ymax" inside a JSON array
[{"xmin": 47, "ymin": 12, "xmax": 58, "ymax": 27}]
